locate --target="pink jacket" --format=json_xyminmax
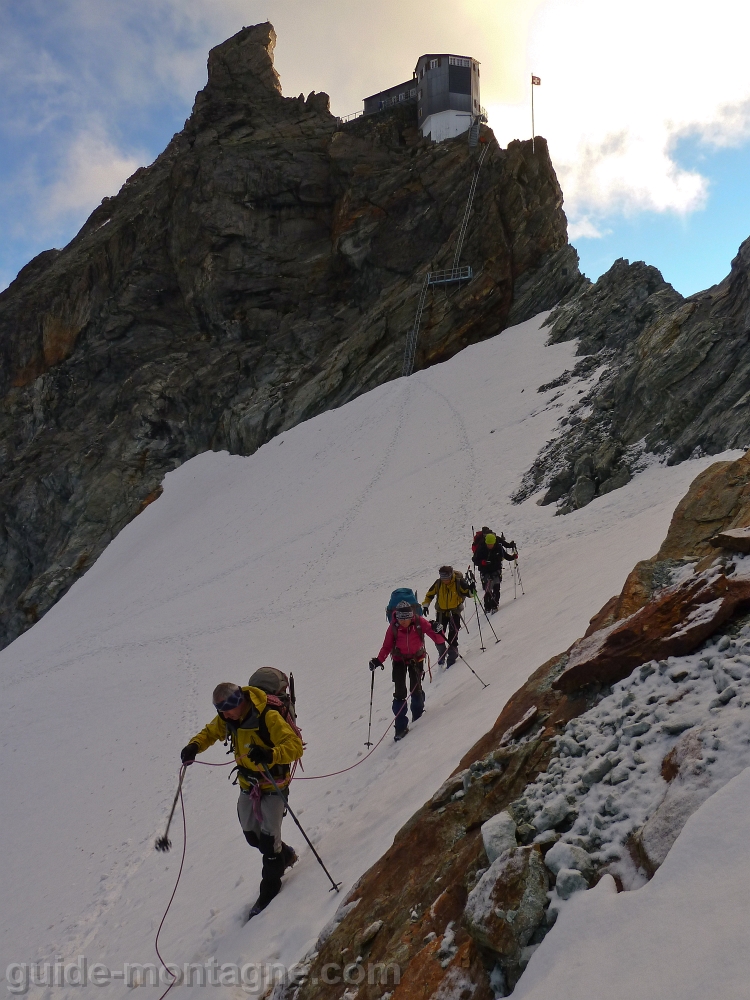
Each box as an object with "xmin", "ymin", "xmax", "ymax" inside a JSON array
[{"xmin": 377, "ymin": 615, "xmax": 445, "ymax": 663}]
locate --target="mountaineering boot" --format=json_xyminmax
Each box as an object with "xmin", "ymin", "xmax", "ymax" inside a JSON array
[
  {"xmin": 248, "ymin": 851, "xmax": 286, "ymax": 920},
  {"xmin": 394, "ymin": 727, "xmax": 409, "ymax": 742},
  {"xmin": 446, "ymin": 647, "xmax": 458, "ymax": 667},
  {"xmin": 393, "ymin": 698, "xmax": 408, "ymax": 737},
  {"xmin": 410, "ymin": 689, "xmax": 425, "ymax": 722}
]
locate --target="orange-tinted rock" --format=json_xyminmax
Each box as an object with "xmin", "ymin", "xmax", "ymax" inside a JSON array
[
  {"xmin": 554, "ymin": 570, "xmax": 750, "ymax": 693},
  {"xmin": 584, "ymin": 452, "xmax": 750, "ymax": 629},
  {"xmin": 710, "ymin": 527, "xmax": 750, "ymax": 553}
]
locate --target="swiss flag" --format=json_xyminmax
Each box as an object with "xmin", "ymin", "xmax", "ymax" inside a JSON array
[{"xmin": 531, "ymin": 75, "xmax": 541, "ymax": 85}]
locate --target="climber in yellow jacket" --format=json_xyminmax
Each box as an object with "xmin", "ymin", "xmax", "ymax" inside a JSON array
[
  {"xmin": 181, "ymin": 683, "xmax": 303, "ymax": 919},
  {"xmin": 422, "ymin": 566, "xmax": 472, "ymax": 667}
]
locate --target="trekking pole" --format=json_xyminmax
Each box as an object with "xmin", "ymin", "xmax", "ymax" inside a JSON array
[
  {"xmin": 454, "ymin": 648, "xmax": 489, "ymax": 689},
  {"xmin": 466, "ymin": 567, "xmax": 486, "ymax": 651},
  {"xmin": 365, "ymin": 670, "xmax": 376, "ymax": 747},
  {"xmin": 515, "ymin": 559, "xmax": 525, "ymax": 595},
  {"xmin": 472, "ymin": 590, "xmax": 486, "ymax": 650},
  {"xmin": 478, "ymin": 601, "xmax": 501, "ymax": 644},
  {"xmin": 460, "ymin": 614, "xmax": 471, "ymax": 635},
  {"xmin": 155, "ymin": 766, "xmax": 186, "ymax": 852},
  {"xmin": 261, "ymin": 766, "xmax": 341, "ymax": 893}
]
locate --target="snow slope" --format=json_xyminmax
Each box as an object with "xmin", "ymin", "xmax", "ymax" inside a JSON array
[
  {"xmin": 516, "ymin": 765, "xmax": 750, "ymax": 1000},
  {"xmin": 0, "ymin": 314, "xmax": 738, "ymax": 998}
]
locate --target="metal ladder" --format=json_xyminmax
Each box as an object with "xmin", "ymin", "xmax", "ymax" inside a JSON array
[
  {"xmin": 401, "ymin": 141, "xmax": 490, "ymax": 378},
  {"xmin": 402, "ymin": 276, "xmax": 429, "ymax": 377},
  {"xmin": 452, "ymin": 142, "xmax": 489, "ymax": 270}
]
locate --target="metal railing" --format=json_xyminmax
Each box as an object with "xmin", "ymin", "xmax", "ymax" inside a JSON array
[
  {"xmin": 336, "ymin": 93, "xmax": 417, "ymax": 126},
  {"xmin": 427, "ymin": 265, "xmax": 473, "ymax": 286}
]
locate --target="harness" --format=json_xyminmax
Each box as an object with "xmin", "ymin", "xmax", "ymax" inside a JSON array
[{"xmin": 223, "ymin": 700, "xmax": 300, "ymax": 788}]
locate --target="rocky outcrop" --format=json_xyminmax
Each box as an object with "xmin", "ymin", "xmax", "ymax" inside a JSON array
[
  {"xmin": 553, "ymin": 567, "xmax": 750, "ymax": 693},
  {"xmin": 0, "ymin": 23, "xmax": 576, "ymax": 650},
  {"xmin": 515, "ymin": 238, "xmax": 750, "ymax": 512},
  {"xmin": 463, "ymin": 846, "xmax": 549, "ymax": 982}
]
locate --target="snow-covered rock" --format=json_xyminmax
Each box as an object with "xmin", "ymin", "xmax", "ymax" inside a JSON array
[
  {"xmin": 464, "ymin": 847, "xmax": 549, "ymax": 973},
  {"xmin": 481, "ymin": 810, "xmax": 517, "ymax": 863},
  {"xmin": 544, "ymin": 842, "xmax": 594, "ymax": 881},
  {"xmin": 555, "ymin": 868, "xmax": 589, "ymax": 900},
  {"xmin": 514, "ymin": 606, "xmax": 750, "ymax": 891}
]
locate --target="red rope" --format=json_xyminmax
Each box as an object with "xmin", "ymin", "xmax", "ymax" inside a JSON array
[{"xmin": 153, "ymin": 673, "xmax": 428, "ymax": 984}]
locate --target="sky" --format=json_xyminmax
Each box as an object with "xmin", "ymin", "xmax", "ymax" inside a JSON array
[{"xmin": 2, "ymin": 0, "xmax": 750, "ymax": 296}]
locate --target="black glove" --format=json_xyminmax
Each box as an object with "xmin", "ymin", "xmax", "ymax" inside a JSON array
[
  {"xmin": 247, "ymin": 745, "xmax": 274, "ymax": 765},
  {"xmin": 181, "ymin": 742, "xmax": 199, "ymax": 764},
  {"xmin": 432, "ymin": 621, "xmax": 444, "ymax": 634},
  {"xmin": 369, "ymin": 657, "xmax": 382, "ymax": 671},
  {"xmin": 421, "ymin": 606, "xmax": 430, "ymax": 617}
]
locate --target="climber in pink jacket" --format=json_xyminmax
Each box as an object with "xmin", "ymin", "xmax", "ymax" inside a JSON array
[{"xmin": 369, "ymin": 601, "xmax": 446, "ymax": 740}]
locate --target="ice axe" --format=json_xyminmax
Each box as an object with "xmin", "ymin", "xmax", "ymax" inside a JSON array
[{"xmin": 155, "ymin": 765, "xmax": 186, "ymax": 852}]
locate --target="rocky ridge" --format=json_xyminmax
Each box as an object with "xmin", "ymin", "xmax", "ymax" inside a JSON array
[
  {"xmin": 515, "ymin": 244, "xmax": 750, "ymax": 512},
  {"xmin": 275, "ymin": 450, "xmax": 750, "ymax": 998},
  {"xmin": 0, "ymin": 23, "xmax": 577, "ymax": 651}
]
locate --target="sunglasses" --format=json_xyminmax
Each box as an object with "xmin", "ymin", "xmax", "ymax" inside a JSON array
[{"xmin": 214, "ymin": 689, "xmax": 245, "ymax": 713}]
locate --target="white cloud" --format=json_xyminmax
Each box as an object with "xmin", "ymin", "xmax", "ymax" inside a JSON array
[
  {"xmin": 44, "ymin": 129, "xmax": 144, "ymax": 220},
  {"xmin": 567, "ymin": 216, "xmax": 610, "ymax": 241},
  {"xmin": 486, "ymin": 0, "xmax": 750, "ymax": 232}
]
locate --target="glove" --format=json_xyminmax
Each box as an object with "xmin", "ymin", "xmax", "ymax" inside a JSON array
[
  {"xmin": 432, "ymin": 621, "xmax": 444, "ymax": 634},
  {"xmin": 421, "ymin": 606, "xmax": 429, "ymax": 617},
  {"xmin": 181, "ymin": 742, "xmax": 199, "ymax": 765},
  {"xmin": 369, "ymin": 657, "xmax": 382, "ymax": 671},
  {"xmin": 436, "ymin": 643, "xmax": 447, "ymax": 664},
  {"xmin": 247, "ymin": 745, "xmax": 274, "ymax": 765}
]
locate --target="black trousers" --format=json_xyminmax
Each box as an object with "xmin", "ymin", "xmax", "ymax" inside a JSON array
[
  {"xmin": 435, "ymin": 609, "xmax": 461, "ymax": 648},
  {"xmin": 392, "ymin": 658, "xmax": 424, "ymax": 701}
]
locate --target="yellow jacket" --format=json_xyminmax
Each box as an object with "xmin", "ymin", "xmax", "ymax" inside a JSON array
[
  {"xmin": 189, "ymin": 686, "xmax": 303, "ymax": 792},
  {"xmin": 422, "ymin": 572, "xmax": 471, "ymax": 613}
]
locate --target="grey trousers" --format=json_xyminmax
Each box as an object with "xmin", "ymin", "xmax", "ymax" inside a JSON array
[{"xmin": 237, "ymin": 787, "xmax": 287, "ymax": 853}]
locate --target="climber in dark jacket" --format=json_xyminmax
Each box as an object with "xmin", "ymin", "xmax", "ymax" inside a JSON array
[{"xmin": 471, "ymin": 529, "xmax": 517, "ymax": 613}]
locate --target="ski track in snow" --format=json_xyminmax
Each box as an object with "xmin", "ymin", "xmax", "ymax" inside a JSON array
[{"xmin": 0, "ymin": 313, "xmax": 741, "ymax": 1000}]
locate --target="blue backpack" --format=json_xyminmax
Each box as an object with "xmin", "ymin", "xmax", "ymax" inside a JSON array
[{"xmin": 386, "ymin": 588, "xmax": 420, "ymax": 622}]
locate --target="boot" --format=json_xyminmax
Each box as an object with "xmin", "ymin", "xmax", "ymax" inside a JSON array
[
  {"xmin": 446, "ymin": 647, "xmax": 458, "ymax": 667},
  {"xmin": 248, "ymin": 852, "xmax": 285, "ymax": 918},
  {"xmin": 392, "ymin": 698, "xmax": 408, "ymax": 735}
]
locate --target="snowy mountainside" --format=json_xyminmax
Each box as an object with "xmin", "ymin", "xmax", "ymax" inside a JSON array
[
  {"xmin": 518, "ymin": 240, "xmax": 750, "ymax": 516},
  {"xmin": 0, "ymin": 314, "xmax": 735, "ymax": 998}
]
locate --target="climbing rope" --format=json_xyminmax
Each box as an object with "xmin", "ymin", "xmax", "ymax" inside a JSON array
[{"xmin": 154, "ymin": 767, "xmax": 188, "ymax": 1000}]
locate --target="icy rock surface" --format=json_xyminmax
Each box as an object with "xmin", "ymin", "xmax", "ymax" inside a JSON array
[
  {"xmin": 514, "ymin": 618, "xmax": 750, "ymax": 887},
  {"xmin": 555, "ymin": 868, "xmax": 589, "ymax": 900},
  {"xmin": 481, "ymin": 810, "xmax": 518, "ymax": 863},
  {"xmin": 464, "ymin": 847, "xmax": 549, "ymax": 969},
  {"xmin": 543, "ymin": 842, "xmax": 594, "ymax": 881}
]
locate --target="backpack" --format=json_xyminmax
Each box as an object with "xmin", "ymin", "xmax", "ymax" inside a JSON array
[
  {"xmin": 385, "ymin": 587, "xmax": 420, "ymax": 622},
  {"xmin": 472, "ymin": 528, "xmax": 496, "ymax": 553},
  {"xmin": 248, "ymin": 667, "xmax": 303, "ymax": 746}
]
